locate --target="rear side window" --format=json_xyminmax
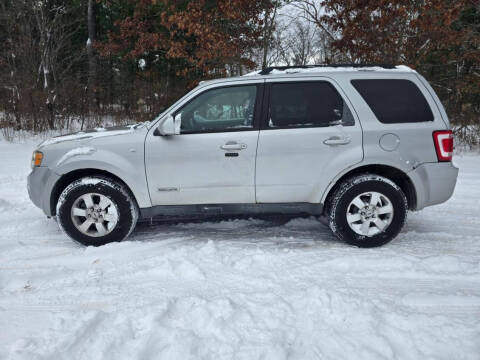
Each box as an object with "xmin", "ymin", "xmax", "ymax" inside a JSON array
[
  {"xmin": 267, "ymin": 82, "xmax": 354, "ymax": 129},
  {"xmin": 351, "ymin": 79, "xmax": 434, "ymax": 123}
]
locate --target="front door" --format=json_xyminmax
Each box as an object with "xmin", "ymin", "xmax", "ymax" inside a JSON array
[
  {"xmin": 255, "ymin": 78, "xmax": 363, "ymax": 203},
  {"xmin": 145, "ymin": 83, "xmax": 262, "ymax": 205}
]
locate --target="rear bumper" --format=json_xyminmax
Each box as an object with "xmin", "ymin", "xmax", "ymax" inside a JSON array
[
  {"xmin": 409, "ymin": 161, "xmax": 459, "ymax": 210},
  {"xmin": 27, "ymin": 167, "xmax": 61, "ymax": 216}
]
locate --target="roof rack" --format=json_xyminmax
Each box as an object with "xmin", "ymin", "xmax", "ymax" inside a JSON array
[{"xmin": 258, "ymin": 64, "xmax": 397, "ymax": 75}]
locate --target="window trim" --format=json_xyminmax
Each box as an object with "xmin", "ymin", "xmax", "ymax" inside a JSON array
[
  {"xmin": 173, "ymin": 83, "xmax": 264, "ymax": 135},
  {"xmin": 261, "ymin": 80, "xmax": 355, "ymax": 131},
  {"xmin": 350, "ymin": 78, "xmax": 435, "ymax": 124}
]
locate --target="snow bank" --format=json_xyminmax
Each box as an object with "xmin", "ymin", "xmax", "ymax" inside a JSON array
[{"xmin": 0, "ymin": 140, "xmax": 479, "ymax": 359}]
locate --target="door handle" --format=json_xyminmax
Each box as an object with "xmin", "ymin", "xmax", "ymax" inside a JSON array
[
  {"xmin": 220, "ymin": 142, "xmax": 247, "ymax": 151},
  {"xmin": 323, "ymin": 136, "xmax": 351, "ymax": 146}
]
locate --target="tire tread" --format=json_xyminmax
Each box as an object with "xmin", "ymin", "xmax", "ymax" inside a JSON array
[{"xmin": 326, "ymin": 173, "xmax": 407, "ymax": 247}]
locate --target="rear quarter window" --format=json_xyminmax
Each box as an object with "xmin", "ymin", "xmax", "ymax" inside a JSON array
[{"xmin": 351, "ymin": 79, "xmax": 434, "ymax": 124}]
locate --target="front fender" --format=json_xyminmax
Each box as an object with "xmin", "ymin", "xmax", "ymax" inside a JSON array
[{"xmin": 55, "ymin": 149, "xmax": 151, "ymax": 209}]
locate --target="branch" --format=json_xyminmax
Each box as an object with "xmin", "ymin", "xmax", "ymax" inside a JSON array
[{"xmin": 290, "ymin": 1, "xmax": 336, "ymax": 40}]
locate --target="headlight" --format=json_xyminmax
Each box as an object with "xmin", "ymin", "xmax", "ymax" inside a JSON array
[{"xmin": 31, "ymin": 151, "xmax": 44, "ymax": 168}]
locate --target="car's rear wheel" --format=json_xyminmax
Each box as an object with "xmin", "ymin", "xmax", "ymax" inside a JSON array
[
  {"xmin": 56, "ymin": 177, "xmax": 138, "ymax": 246},
  {"xmin": 326, "ymin": 174, "xmax": 407, "ymax": 247}
]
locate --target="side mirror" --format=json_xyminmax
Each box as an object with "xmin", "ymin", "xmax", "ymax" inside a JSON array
[{"xmin": 155, "ymin": 114, "xmax": 181, "ymax": 136}]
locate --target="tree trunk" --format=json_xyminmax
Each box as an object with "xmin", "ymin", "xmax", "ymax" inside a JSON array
[
  {"xmin": 261, "ymin": 7, "xmax": 271, "ymax": 70},
  {"xmin": 87, "ymin": 0, "xmax": 97, "ymax": 115}
]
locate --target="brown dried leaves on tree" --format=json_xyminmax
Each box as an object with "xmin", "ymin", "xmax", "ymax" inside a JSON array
[
  {"xmin": 318, "ymin": 0, "xmax": 479, "ymax": 126},
  {"xmin": 322, "ymin": 0, "xmax": 473, "ymax": 65},
  {"xmin": 98, "ymin": 0, "xmax": 270, "ymax": 77}
]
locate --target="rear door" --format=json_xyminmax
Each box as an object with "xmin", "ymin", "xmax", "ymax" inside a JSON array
[{"xmin": 255, "ymin": 78, "xmax": 363, "ymax": 203}]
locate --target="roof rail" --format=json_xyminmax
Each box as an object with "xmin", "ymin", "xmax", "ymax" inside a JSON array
[{"xmin": 258, "ymin": 64, "xmax": 397, "ymax": 75}]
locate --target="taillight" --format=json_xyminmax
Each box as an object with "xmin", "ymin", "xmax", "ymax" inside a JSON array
[{"xmin": 433, "ymin": 130, "xmax": 453, "ymax": 162}]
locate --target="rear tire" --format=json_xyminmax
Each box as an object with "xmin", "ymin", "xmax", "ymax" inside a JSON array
[
  {"xmin": 326, "ymin": 174, "xmax": 407, "ymax": 248},
  {"xmin": 56, "ymin": 177, "xmax": 138, "ymax": 246}
]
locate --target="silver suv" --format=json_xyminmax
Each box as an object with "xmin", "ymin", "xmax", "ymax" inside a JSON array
[{"xmin": 28, "ymin": 65, "xmax": 458, "ymax": 247}]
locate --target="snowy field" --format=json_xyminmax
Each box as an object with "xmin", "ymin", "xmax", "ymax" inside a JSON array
[{"xmin": 1, "ymin": 138, "xmax": 479, "ymax": 360}]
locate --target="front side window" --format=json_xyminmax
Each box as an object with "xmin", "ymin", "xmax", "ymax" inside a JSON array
[
  {"xmin": 267, "ymin": 82, "xmax": 354, "ymax": 129},
  {"xmin": 177, "ymin": 85, "xmax": 257, "ymax": 134},
  {"xmin": 351, "ymin": 79, "xmax": 434, "ymax": 123}
]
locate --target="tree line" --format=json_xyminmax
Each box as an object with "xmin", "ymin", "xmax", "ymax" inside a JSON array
[{"xmin": 0, "ymin": 0, "xmax": 478, "ymax": 144}]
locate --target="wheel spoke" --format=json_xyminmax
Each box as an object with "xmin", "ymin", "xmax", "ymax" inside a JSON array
[
  {"xmin": 98, "ymin": 196, "xmax": 111, "ymax": 210},
  {"xmin": 71, "ymin": 192, "xmax": 120, "ymax": 238},
  {"xmin": 72, "ymin": 207, "xmax": 87, "ymax": 217},
  {"xmin": 373, "ymin": 218, "xmax": 387, "ymax": 231},
  {"xmin": 377, "ymin": 204, "xmax": 393, "ymax": 215},
  {"xmin": 82, "ymin": 194, "xmax": 94, "ymax": 209},
  {"xmin": 360, "ymin": 220, "xmax": 371, "ymax": 235},
  {"xmin": 95, "ymin": 222, "xmax": 108, "ymax": 236},
  {"xmin": 369, "ymin": 192, "xmax": 381, "ymax": 206},
  {"xmin": 103, "ymin": 213, "xmax": 117, "ymax": 222},
  {"xmin": 351, "ymin": 197, "xmax": 365, "ymax": 210},
  {"xmin": 346, "ymin": 191, "xmax": 394, "ymax": 238},
  {"xmin": 347, "ymin": 213, "xmax": 362, "ymax": 223},
  {"xmin": 78, "ymin": 219, "xmax": 94, "ymax": 233}
]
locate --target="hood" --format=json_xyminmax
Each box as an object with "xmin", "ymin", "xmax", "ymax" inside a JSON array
[{"xmin": 38, "ymin": 123, "xmax": 148, "ymax": 149}]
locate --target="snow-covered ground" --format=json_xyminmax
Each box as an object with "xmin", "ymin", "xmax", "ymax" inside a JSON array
[{"xmin": 1, "ymin": 138, "xmax": 479, "ymax": 360}]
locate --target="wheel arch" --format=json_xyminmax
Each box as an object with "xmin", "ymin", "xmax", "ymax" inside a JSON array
[
  {"xmin": 50, "ymin": 168, "xmax": 139, "ymax": 216},
  {"xmin": 323, "ymin": 164, "xmax": 417, "ymax": 212}
]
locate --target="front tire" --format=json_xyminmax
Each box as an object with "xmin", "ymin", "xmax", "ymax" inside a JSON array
[
  {"xmin": 56, "ymin": 177, "xmax": 138, "ymax": 246},
  {"xmin": 326, "ymin": 174, "xmax": 407, "ymax": 248}
]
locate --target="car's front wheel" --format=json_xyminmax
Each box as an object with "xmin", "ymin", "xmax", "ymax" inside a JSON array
[
  {"xmin": 326, "ymin": 174, "xmax": 407, "ymax": 247},
  {"xmin": 56, "ymin": 177, "xmax": 138, "ymax": 246}
]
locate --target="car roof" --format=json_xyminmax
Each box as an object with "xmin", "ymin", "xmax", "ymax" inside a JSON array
[{"xmin": 198, "ymin": 65, "xmax": 417, "ymax": 87}]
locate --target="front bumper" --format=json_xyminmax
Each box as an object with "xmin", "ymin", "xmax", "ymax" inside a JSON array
[
  {"xmin": 27, "ymin": 167, "xmax": 61, "ymax": 216},
  {"xmin": 408, "ymin": 161, "xmax": 459, "ymax": 210}
]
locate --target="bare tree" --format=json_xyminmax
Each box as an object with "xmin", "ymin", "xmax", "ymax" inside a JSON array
[
  {"xmin": 35, "ymin": 1, "xmax": 85, "ymax": 129},
  {"xmin": 289, "ymin": 0, "xmax": 347, "ymax": 62},
  {"xmin": 268, "ymin": 17, "xmax": 333, "ymax": 66},
  {"xmin": 288, "ymin": 20, "xmax": 317, "ymax": 65},
  {"xmin": 33, "ymin": 1, "xmax": 59, "ymax": 129},
  {"xmin": 311, "ymin": 26, "xmax": 336, "ymax": 63},
  {"xmin": 290, "ymin": 0, "xmax": 335, "ymax": 40},
  {"xmin": 87, "ymin": 0, "xmax": 97, "ymax": 114},
  {"xmin": 259, "ymin": 1, "xmax": 283, "ymax": 70},
  {"xmin": 0, "ymin": 0, "xmax": 84, "ymax": 131}
]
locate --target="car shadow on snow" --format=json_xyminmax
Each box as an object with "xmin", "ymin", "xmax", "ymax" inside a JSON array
[{"xmin": 129, "ymin": 214, "xmax": 340, "ymax": 248}]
